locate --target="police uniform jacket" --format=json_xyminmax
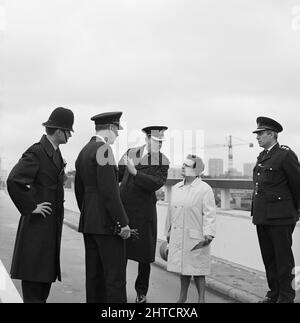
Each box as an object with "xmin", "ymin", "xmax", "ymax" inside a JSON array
[
  {"xmin": 75, "ymin": 137, "xmax": 128, "ymax": 234},
  {"xmin": 7, "ymin": 135, "xmax": 65, "ymax": 282},
  {"xmin": 119, "ymin": 145, "xmax": 169, "ymax": 263},
  {"xmin": 252, "ymin": 143, "xmax": 300, "ymax": 225}
]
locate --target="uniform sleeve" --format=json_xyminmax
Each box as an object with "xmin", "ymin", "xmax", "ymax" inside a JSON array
[
  {"xmin": 74, "ymin": 158, "xmax": 84, "ymax": 212},
  {"xmin": 118, "ymin": 150, "xmax": 128, "ymax": 183},
  {"xmin": 96, "ymin": 146, "xmax": 129, "ymax": 227},
  {"xmin": 202, "ymin": 187, "xmax": 217, "ymax": 237},
  {"xmin": 282, "ymin": 151, "xmax": 300, "ymax": 211},
  {"xmin": 6, "ymin": 149, "xmax": 39, "ymax": 216},
  {"xmin": 134, "ymin": 165, "xmax": 169, "ymax": 192}
]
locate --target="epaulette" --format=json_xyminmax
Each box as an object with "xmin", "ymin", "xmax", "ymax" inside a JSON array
[{"xmin": 280, "ymin": 145, "xmax": 290, "ymax": 151}]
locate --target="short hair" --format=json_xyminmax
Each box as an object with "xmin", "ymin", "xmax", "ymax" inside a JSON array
[
  {"xmin": 45, "ymin": 127, "xmax": 58, "ymax": 135},
  {"xmin": 266, "ymin": 130, "xmax": 278, "ymax": 140},
  {"xmin": 95, "ymin": 124, "xmax": 111, "ymax": 131},
  {"xmin": 186, "ymin": 154, "xmax": 205, "ymax": 175}
]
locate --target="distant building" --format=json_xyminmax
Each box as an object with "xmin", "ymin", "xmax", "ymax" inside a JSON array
[
  {"xmin": 0, "ymin": 157, "xmax": 8, "ymax": 188},
  {"xmin": 243, "ymin": 163, "xmax": 255, "ymax": 178},
  {"xmin": 208, "ymin": 159, "xmax": 224, "ymax": 178},
  {"xmin": 0, "ymin": 169, "xmax": 8, "ymax": 181},
  {"xmin": 225, "ymin": 168, "xmax": 243, "ymax": 178}
]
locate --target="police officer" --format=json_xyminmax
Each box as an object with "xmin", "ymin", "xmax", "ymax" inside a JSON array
[
  {"xmin": 75, "ymin": 112, "xmax": 131, "ymax": 303},
  {"xmin": 119, "ymin": 126, "xmax": 169, "ymax": 303},
  {"xmin": 7, "ymin": 107, "xmax": 74, "ymax": 303},
  {"xmin": 252, "ymin": 116, "xmax": 300, "ymax": 303}
]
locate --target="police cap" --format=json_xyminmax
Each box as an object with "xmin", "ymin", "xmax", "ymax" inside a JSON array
[
  {"xmin": 253, "ymin": 116, "xmax": 283, "ymax": 134},
  {"xmin": 142, "ymin": 126, "xmax": 168, "ymax": 141},
  {"xmin": 91, "ymin": 111, "xmax": 123, "ymax": 130}
]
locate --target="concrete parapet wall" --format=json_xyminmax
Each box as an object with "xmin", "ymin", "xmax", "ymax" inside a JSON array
[{"xmin": 64, "ymin": 189, "xmax": 300, "ymax": 273}]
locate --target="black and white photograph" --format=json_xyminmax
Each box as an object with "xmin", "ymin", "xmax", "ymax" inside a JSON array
[{"xmin": 0, "ymin": 0, "xmax": 300, "ymax": 311}]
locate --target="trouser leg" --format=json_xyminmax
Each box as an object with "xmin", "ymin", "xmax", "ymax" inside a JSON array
[
  {"xmin": 256, "ymin": 225, "xmax": 279, "ymax": 300},
  {"xmin": 21, "ymin": 281, "xmax": 52, "ymax": 303},
  {"xmin": 135, "ymin": 262, "xmax": 151, "ymax": 296},
  {"xmin": 95, "ymin": 235, "xmax": 127, "ymax": 303},
  {"xmin": 83, "ymin": 234, "xmax": 106, "ymax": 303},
  {"xmin": 269, "ymin": 225, "xmax": 296, "ymax": 302}
]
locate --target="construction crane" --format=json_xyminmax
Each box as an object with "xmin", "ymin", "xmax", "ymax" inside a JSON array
[{"xmin": 204, "ymin": 135, "xmax": 254, "ymax": 176}]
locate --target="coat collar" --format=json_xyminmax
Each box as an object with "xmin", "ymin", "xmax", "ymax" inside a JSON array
[
  {"xmin": 40, "ymin": 134, "xmax": 56, "ymax": 158},
  {"xmin": 178, "ymin": 177, "xmax": 201, "ymax": 188},
  {"xmin": 258, "ymin": 143, "xmax": 279, "ymax": 163}
]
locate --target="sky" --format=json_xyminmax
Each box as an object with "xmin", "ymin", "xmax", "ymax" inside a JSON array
[{"xmin": 1, "ymin": 0, "xmax": 300, "ymax": 174}]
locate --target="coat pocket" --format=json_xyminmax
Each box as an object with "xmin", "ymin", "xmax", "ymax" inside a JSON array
[{"xmin": 265, "ymin": 192, "xmax": 295, "ymax": 219}]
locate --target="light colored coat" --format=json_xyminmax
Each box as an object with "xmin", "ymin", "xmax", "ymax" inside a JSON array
[{"xmin": 165, "ymin": 177, "xmax": 216, "ymax": 275}]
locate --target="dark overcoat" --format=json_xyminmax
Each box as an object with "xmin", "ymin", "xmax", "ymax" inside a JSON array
[
  {"xmin": 75, "ymin": 137, "xmax": 128, "ymax": 234},
  {"xmin": 251, "ymin": 143, "xmax": 300, "ymax": 225},
  {"xmin": 119, "ymin": 145, "xmax": 169, "ymax": 263},
  {"xmin": 7, "ymin": 135, "xmax": 65, "ymax": 282}
]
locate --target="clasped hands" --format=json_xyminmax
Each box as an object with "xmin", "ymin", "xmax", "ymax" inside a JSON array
[{"xmin": 118, "ymin": 225, "xmax": 139, "ymax": 240}]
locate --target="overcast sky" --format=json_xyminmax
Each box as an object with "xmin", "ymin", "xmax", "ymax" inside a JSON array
[{"xmin": 1, "ymin": 0, "xmax": 300, "ymax": 173}]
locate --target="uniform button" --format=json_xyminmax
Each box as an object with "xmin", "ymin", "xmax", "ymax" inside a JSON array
[
  {"xmin": 258, "ymin": 164, "xmax": 262, "ymax": 167},
  {"xmin": 256, "ymin": 183, "xmax": 258, "ymax": 185},
  {"xmin": 255, "ymin": 193, "xmax": 258, "ymax": 195},
  {"xmin": 278, "ymin": 197, "xmax": 281, "ymax": 200},
  {"xmin": 257, "ymin": 173, "xmax": 261, "ymax": 176}
]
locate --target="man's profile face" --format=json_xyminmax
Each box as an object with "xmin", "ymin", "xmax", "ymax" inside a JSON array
[
  {"xmin": 56, "ymin": 129, "xmax": 72, "ymax": 144},
  {"xmin": 146, "ymin": 137, "xmax": 162, "ymax": 153},
  {"xmin": 256, "ymin": 130, "xmax": 275, "ymax": 149}
]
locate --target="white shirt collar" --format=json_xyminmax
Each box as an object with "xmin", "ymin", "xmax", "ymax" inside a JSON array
[
  {"xmin": 95, "ymin": 134, "xmax": 106, "ymax": 142},
  {"xmin": 46, "ymin": 135, "xmax": 58, "ymax": 151},
  {"xmin": 267, "ymin": 142, "xmax": 277, "ymax": 153},
  {"xmin": 141, "ymin": 145, "xmax": 148, "ymax": 158},
  {"xmin": 178, "ymin": 177, "xmax": 201, "ymax": 188}
]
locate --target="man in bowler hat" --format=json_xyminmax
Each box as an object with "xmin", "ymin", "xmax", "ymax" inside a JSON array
[
  {"xmin": 119, "ymin": 126, "xmax": 169, "ymax": 303},
  {"xmin": 75, "ymin": 111, "xmax": 131, "ymax": 303},
  {"xmin": 252, "ymin": 116, "xmax": 300, "ymax": 303},
  {"xmin": 7, "ymin": 107, "xmax": 74, "ymax": 302}
]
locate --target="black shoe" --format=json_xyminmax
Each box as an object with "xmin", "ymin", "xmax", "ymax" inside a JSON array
[
  {"xmin": 258, "ymin": 297, "xmax": 277, "ymax": 303},
  {"xmin": 136, "ymin": 294, "xmax": 147, "ymax": 303}
]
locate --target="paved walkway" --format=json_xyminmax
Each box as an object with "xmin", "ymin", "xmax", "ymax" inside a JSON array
[
  {"xmin": 1, "ymin": 189, "xmax": 299, "ymax": 303},
  {"xmin": 0, "ymin": 190, "xmax": 231, "ymax": 303},
  {"xmin": 64, "ymin": 208, "xmax": 300, "ymax": 303}
]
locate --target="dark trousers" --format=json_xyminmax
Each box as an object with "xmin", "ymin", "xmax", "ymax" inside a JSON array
[
  {"xmin": 21, "ymin": 281, "xmax": 52, "ymax": 303},
  {"xmin": 83, "ymin": 234, "xmax": 127, "ymax": 303},
  {"xmin": 256, "ymin": 225, "xmax": 296, "ymax": 302},
  {"xmin": 134, "ymin": 262, "xmax": 151, "ymax": 296}
]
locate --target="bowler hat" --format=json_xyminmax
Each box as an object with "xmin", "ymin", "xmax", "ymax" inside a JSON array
[
  {"xmin": 253, "ymin": 116, "xmax": 283, "ymax": 134},
  {"xmin": 42, "ymin": 107, "xmax": 74, "ymax": 132},
  {"xmin": 91, "ymin": 111, "xmax": 123, "ymax": 130},
  {"xmin": 142, "ymin": 126, "xmax": 168, "ymax": 141}
]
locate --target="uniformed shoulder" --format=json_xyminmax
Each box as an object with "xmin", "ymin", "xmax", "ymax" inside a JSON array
[
  {"xmin": 24, "ymin": 142, "xmax": 41, "ymax": 156},
  {"xmin": 279, "ymin": 145, "xmax": 291, "ymax": 151},
  {"xmin": 96, "ymin": 143, "xmax": 116, "ymax": 166},
  {"xmin": 279, "ymin": 145, "xmax": 299, "ymax": 159}
]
